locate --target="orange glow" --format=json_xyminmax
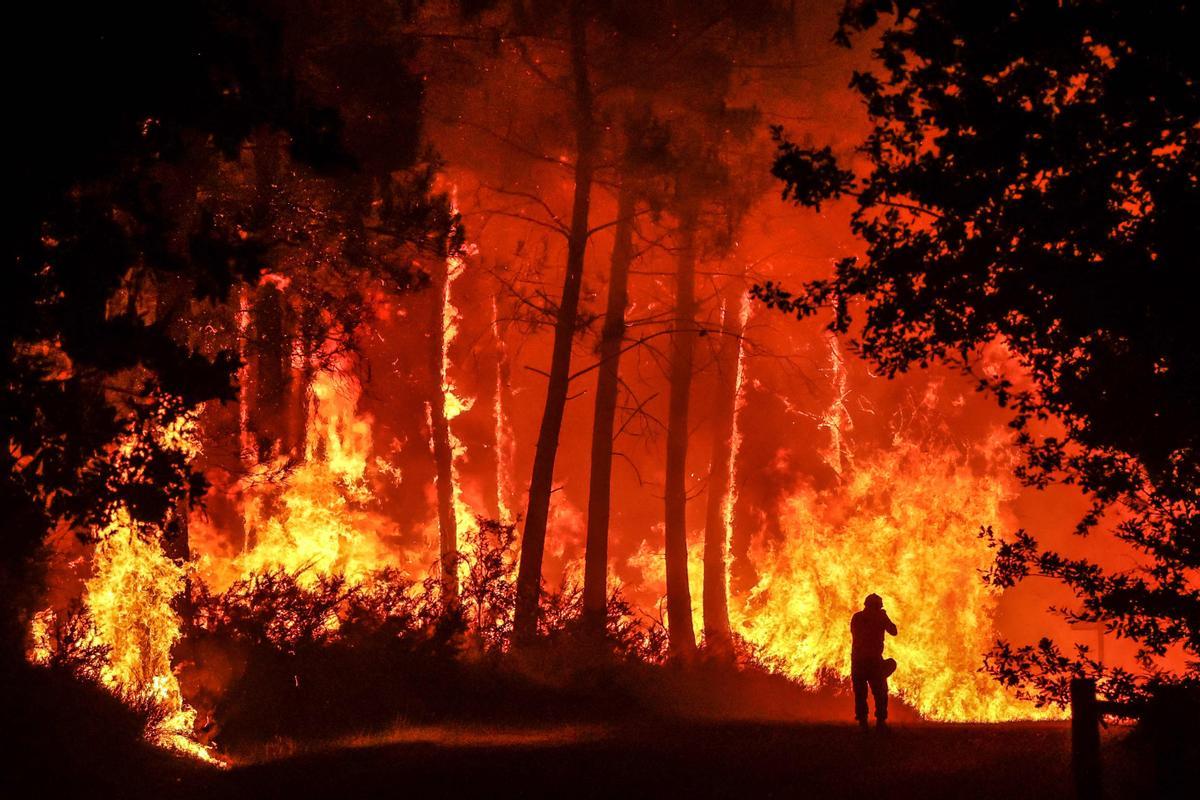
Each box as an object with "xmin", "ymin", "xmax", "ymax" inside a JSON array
[
  {"xmin": 201, "ymin": 360, "xmax": 398, "ymax": 589},
  {"xmin": 728, "ymin": 351, "xmax": 1063, "ymax": 721}
]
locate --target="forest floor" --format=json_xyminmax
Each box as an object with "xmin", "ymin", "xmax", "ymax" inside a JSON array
[
  {"xmin": 155, "ymin": 719, "xmax": 1147, "ymax": 799},
  {"xmin": 17, "ymin": 660, "xmax": 1154, "ymax": 799}
]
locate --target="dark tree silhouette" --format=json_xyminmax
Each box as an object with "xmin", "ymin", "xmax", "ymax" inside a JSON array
[
  {"xmin": 512, "ymin": 0, "xmax": 601, "ymax": 644},
  {"xmin": 582, "ymin": 179, "xmax": 638, "ymax": 632},
  {"xmin": 755, "ymin": 0, "xmax": 1200, "ymax": 705}
]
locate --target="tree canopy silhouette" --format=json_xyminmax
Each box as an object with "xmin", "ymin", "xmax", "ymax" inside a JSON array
[{"xmin": 755, "ymin": 0, "xmax": 1200, "ymax": 705}]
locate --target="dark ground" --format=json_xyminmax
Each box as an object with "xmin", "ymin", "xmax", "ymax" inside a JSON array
[
  {"xmin": 147, "ymin": 720, "xmax": 1146, "ymax": 800},
  {"xmin": 12, "ymin": 662, "xmax": 1154, "ymax": 799}
]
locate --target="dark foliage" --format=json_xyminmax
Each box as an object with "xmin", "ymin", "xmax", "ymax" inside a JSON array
[
  {"xmin": 2, "ymin": 0, "xmax": 455, "ymax": 664},
  {"xmin": 755, "ymin": 0, "xmax": 1200, "ymax": 704}
]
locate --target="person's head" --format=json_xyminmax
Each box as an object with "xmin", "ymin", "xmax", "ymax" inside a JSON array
[{"xmin": 864, "ymin": 593, "xmax": 883, "ymax": 611}]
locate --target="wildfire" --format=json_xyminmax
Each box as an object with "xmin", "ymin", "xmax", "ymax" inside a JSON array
[
  {"xmin": 29, "ymin": 230, "xmax": 1064, "ymax": 765},
  {"xmin": 730, "ymin": 413, "xmax": 1063, "ymax": 722},
  {"xmin": 209, "ymin": 361, "xmax": 398, "ymax": 588}
]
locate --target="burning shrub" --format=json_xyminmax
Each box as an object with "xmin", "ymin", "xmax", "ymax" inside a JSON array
[
  {"xmin": 196, "ymin": 569, "xmax": 367, "ymax": 651},
  {"xmin": 170, "ymin": 516, "xmax": 691, "ymax": 750},
  {"xmin": 458, "ymin": 517, "xmax": 519, "ymax": 651},
  {"xmin": 28, "ymin": 601, "xmax": 109, "ymax": 681}
]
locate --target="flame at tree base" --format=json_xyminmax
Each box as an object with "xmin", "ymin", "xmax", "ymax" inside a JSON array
[
  {"xmin": 199, "ymin": 363, "xmax": 400, "ymax": 591},
  {"xmin": 29, "ymin": 407, "xmax": 223, "ymax": 763}
]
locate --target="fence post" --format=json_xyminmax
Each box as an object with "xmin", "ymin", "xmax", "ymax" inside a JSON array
[{"xmin": 1070, "ymin": 677, "xmax": 1102, "ymax": 799}]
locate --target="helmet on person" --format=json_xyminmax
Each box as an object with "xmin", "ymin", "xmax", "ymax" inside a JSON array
[{"xmin": 864, "ymin": 593, "xmax": 883, "ymax": 610}]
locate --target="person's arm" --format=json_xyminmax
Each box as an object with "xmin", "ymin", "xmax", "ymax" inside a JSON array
[{"xmin": 882, "ymin": 610, "xmax": 897, "ymax": 636}]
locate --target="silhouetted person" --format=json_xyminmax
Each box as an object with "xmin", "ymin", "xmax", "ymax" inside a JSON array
[{"xmin": 851, "ymin": 593, "xmax": 897, "ymax": 730}]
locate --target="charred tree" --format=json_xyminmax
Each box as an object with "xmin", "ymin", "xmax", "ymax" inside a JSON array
[
  {"xmin": 701, "ymin": 281, "xmax": 745, "ymax": 656},
  {"xmin": 427, "ymin": 258, "xmax": 459, "ymax": 605},
  {"xmin": 491, "ymin": 295, "xmax": 516, "ymax": 522},
  {"xmin": 664, "ymin": 207, "xmax": 699, "ymax": 658},
  {"xmin": 513, "ymin": 0, "xmax": 597, "ymax": 643},
  {"xmin": 582, "ymin": 185, "xmax": 637, "ymax": 634}
]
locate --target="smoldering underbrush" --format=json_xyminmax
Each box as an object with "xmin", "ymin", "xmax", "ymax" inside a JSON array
[{"xmin": 173, "ymin": 519, "xmax": 681, "ymax": 750}]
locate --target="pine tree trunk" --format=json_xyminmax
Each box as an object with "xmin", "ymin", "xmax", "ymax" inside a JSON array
[
  {"xmin": 664, "ymin": 212, "xmax": 699, "ymax": 658},
  {"xmin": 288, "ymin": 332, "xmax": 313, "ymax": 461},
  {"xmin": 701, "ymin": 283, "xmax": 745, "ymax": 656},
  {"xmin": 248, "ymin": 133, "xmax": 289, "ymax": 462},
  {"xmin": 513, "ymin": 0, "xmax": 597, "ymax": 643},
  {"xmin": 490, "ymin": 295, "xmax": 515, "ymax": 523},
  {"xmin": 236, "ymin": 285, "xmax": 254, "ymax": 552},
  {"xmin": 428, "ymin": 260, "xmax": 458, "ymax": 604},
  {"xmin": 582, "ymin": 185, "xmax": 636, "ymax": 634},
  {"xmin": 167, "ymin": 495, "xmax": 193, "ymax": 631},
  {"xmin": 252, "ymin": 283, "xmax": 289, "ymax": 457}
]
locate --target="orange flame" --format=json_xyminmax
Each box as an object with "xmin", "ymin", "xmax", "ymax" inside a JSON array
[
  {"xmin": 728, "ymin": 352, "xmax": 1064, "ymax": 721},
  {"xmin": 197, "ymin": 357, "xmax": 400, "ymax": 590}
]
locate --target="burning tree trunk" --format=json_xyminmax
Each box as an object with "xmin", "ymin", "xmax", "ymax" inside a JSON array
[
  {"xmin": 513, "ymin": 0, "xmax": 596, "ymax": 643},
  {"xmin": 490, "ymin": 295, "xmax": 515, "ymax": 524},
  {"xmin": 664, "ymin": 209, "xmax": 699, "ymax": 658},
  {"xmin": 582, "ymin": 185, "xmax": 637, "ymax": 633},
  {"xmin": 701, "ymin": 282, "xmax": 747, "ymax": 656},
  {"xmin": 164, "ymin": 495, "xmax": 193, "ymax": 630},
  {"xmin": 428, "ymin": 257, "xmax": 459, "ymax": 604}
]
